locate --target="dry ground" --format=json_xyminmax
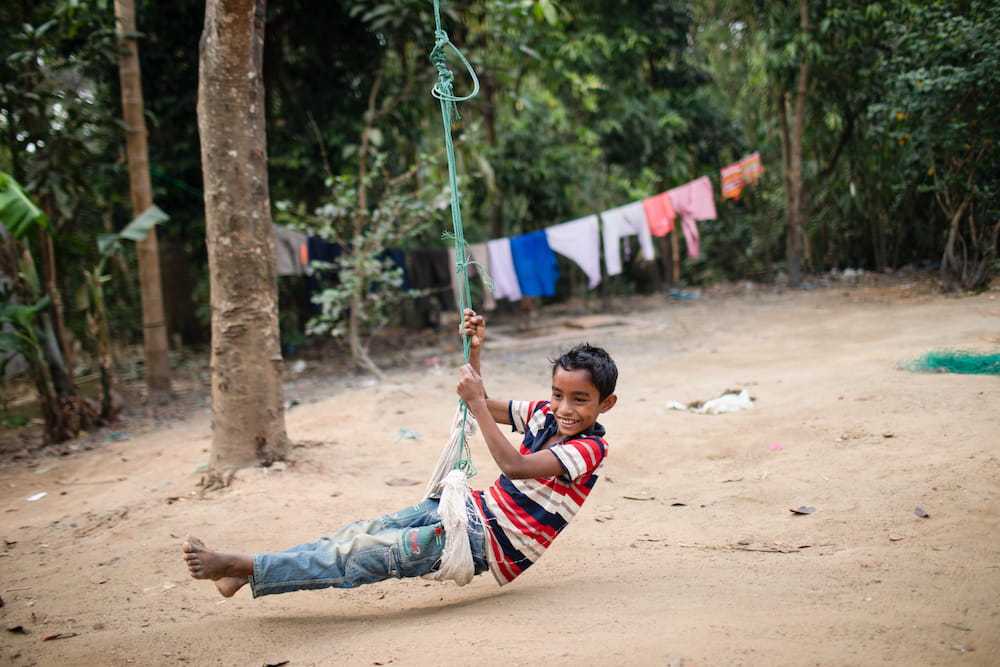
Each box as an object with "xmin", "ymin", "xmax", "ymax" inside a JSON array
[{"xmin": 1, "ymin": 274, "xmax": 999, "ymax": 666}]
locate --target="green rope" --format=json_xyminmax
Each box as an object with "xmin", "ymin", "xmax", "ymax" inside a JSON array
[{"xmin": 431, "ymin": 0, "xmax": 480, "ymax": 478}]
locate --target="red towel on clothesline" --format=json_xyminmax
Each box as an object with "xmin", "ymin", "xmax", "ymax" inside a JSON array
[{"xmin": 642, "ymin": 192, "xmax": 675, "ymax": 237}]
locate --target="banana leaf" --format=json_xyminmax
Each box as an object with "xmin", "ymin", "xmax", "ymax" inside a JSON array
[{"xmin": 0, "ymin": 173, "xmax": 50, "ymax": 239}]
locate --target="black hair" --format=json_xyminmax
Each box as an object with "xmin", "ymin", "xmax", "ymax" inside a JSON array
[{"xmin": 551, "ymin": 343, "xmax": 618, "ymax": 400}]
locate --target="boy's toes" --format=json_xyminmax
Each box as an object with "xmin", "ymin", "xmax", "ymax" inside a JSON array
[{"xmin": 183, "ymin": 535, "xmax": 206, "ymax": 553}]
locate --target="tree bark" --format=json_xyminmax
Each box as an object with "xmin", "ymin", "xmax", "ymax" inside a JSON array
[
  {"xmin": 198, "ymin": 0, "xmax": 289, "ymax": 485},
  {"xmin": 784, "ymin": 0, "xmax": 810, "ymax": 288},
  {"xmin": 115, "ymin": 0, "xmax": 172, "ymax": 403}
]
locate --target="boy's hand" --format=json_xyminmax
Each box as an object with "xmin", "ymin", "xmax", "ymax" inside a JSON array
[
  {"xmin": 456, "ymin": 364, "xmax": 487, "ymax": 405},
  {"xmin": 461, "ymin": 308, "xmax": 485, "ymax": 350}
]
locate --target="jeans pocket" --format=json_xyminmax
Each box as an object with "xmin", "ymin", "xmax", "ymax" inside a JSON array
[{"xmin": 393, "ymin": 524, "xmax": 445, "ymax": 578}]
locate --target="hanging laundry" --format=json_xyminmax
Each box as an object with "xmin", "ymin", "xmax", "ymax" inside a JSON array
[
  {"xmin": 448, "ymin": 242, "xmax": 496, "ymax": 311},
  {"xmin": 273, "ymin": 225, "xmax": 309, "ymax": 276},
  {"xmin": 667, "ymin": 176, "xmax": 717, "ymax": 260},
  {"xmin": 642, "ymin": 192, "xmax": 675, "ymax": 237},
  {"xmin": 545, "ymin": 215, "xmax": 602, "ymax": 289},
  {"xmin": 510, "ymin": 230, "xmax": 559, "ymax": 297},
  {"xmin": 720, "ymin": 162, "xmax": 744, "ymax": 200},
  {"xmin": 740, "ymin": 151, "xmax": 764, "ymax": 184},
  {"xmin": 601, "ymin": 200, "xmax": 655, "ymax": 277},
  {"xmin": 486, "ymin": 238, "xmax": 522, "ymax": 301},
  {"xmin": 407, "ymin": 247, "xmax": 456, "ymax": 327}
]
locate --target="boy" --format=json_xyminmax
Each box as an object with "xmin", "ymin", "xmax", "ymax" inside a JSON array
[{"xmin": 183, "ymin": 308, "xmax": 617, "ymax": 597}]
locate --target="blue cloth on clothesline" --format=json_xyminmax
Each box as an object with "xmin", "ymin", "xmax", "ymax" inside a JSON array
[{"xmin": 510, "ymin": 230, "xmax": 559, "ymax": 297}]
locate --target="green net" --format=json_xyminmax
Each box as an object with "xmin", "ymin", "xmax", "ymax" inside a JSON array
[{"xmin": 902, "ymin": 349, "xmax": 1000, "ymax": 375}]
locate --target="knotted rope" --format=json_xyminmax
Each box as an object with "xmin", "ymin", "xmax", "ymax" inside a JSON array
[
  {"xmin": 422, "ymin": 1, "xmax": 486, "ymax": 587},
  {"xmin": 428, "ymin": 0, "xmax": 481, "ymax": 480}
]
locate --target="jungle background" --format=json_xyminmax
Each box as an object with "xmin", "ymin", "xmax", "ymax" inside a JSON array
[
  {"xmin": 1, "ymin": 1, "xmax": 997, "ymax": 444},
  {"xmin": 1, "ymin": 3, "xmax": 999, "ymax": 666}
]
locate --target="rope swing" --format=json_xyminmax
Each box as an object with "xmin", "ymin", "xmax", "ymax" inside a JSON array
[
  {"xmin": 425, "ymin": 0, "xmax": 482, "ymax": 488},
  {"xmin": 422, "ymin": 0, "xmax": 484, "ymax": 586}
]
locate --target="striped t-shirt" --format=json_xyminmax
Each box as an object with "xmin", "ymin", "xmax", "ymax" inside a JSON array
[{"xmin": 473, "ymin": 399, "xmax": 609, "ymax": 585}]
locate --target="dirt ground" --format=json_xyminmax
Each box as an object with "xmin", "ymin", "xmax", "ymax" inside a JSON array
[{"xmin": 1, "ymin": 274, "xmax": 999, "ymax": 667}]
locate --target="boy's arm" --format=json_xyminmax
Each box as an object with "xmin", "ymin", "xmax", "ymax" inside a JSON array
[
  {"xmin": 462, "ymin": 309, "xmax": 510, "ymax": 424},
  {"xmin": 462, "ymin": 308, "xmax": 484, "ymax": 375},
  {"xmin": 457, "ymin": 365, "xmax": 564, "ymax": 479}
]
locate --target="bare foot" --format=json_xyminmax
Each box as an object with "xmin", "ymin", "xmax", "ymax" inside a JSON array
[
  {"xmin": 182, "ymin": 535, "xmax": 253, "ymax": 597},
  {"xmin": 214, "ymin": 576, "xmax": 248, "ymax": 598}
]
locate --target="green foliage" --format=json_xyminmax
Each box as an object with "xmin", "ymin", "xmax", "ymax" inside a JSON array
[
  {"xmin": 78, "ymin": 204, "xmax": 168, "ymax": 314},
  {"xmin": 1, "ymin": 1, "xmax": 134, "ymax": 344},
  {"xmin": 1, "ymin": 1, "xmax": 120, "ymax": 216},
  {"xmin": 869, "ymin": 0, "xmax": 1000, "ymax": 287},
  {"xmin": 6, "ymin": 0, "xmax": 998, "ymax": 383},
  {"xmin": 0, "ymin": 296, "xmax": 52, "ymax": 371},
  {"xmin": 0, "ymin": 173, "xmax": 50, "ymax": 238},
  {"xmin": 275, "ymin": 153, "xmax": 447, "ymax": 370}
]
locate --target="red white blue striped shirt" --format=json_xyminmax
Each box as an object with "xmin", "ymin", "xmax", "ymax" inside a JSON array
[{"xmin": 473, "ymin": 399, "xmax": 608, "ymax": 585}]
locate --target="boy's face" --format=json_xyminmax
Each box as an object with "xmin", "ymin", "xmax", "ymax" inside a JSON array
[{"xmin": 550, "ymin": 366, "xmax": 617, "ymax": 439}]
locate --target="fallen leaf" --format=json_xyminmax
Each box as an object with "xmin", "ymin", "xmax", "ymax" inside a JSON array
[
  {"xmin": 942, "ymin": 622, "xmax": 972, "ymax": 632},
  {"xmin": 789, "ymin": 506, "xmax": 815, "ymax": 515},
  {"xmin": 385, "ymin": 478, "xmax": 419, "ymax": 487},
  {"xmin": 41, "ymin": 632, "xmax": 78, "ymax": 641},
  {"xmin": 263, "ymin": 661, "xmax": 290, "ymax": 667},
  {"xmin": 914, "ymin": 506, "xmax": 929, "ymax": 518}
]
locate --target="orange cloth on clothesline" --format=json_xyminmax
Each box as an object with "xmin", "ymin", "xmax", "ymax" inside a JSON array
[
  {"xmin": 720, "ymin": 162, "xmax": 744, "ymax": 200},
  {"xmin": 740, "ymin": 151, "xmax": 764, "ymax": 184}
]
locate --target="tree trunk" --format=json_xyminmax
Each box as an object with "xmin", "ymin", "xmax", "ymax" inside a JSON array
[
  {"xmin": 198, "ymin": 0, "xmax": 290, "ymax": 486},
  {"xmin": 38, "ymin": 228, "xmax": 75, "ymax": 389},
  {"xmin": 784, "ymin": 0, "xmax": 810, "ymax": 288},
  {"xmin": 115, "ymin": 0, "xmax": 172, "ymax": 404}
]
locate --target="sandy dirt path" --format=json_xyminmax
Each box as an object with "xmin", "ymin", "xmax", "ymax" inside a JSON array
[{"xmin": 1, "ymin": 280, "xmax": 998, "ymax": 666}]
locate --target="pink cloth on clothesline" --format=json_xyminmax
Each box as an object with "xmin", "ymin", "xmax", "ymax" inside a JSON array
[{"xmin": 667, "ymin": 175, "xmax": 717, "ymax": 260}]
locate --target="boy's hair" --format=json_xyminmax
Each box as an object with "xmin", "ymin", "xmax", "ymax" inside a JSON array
[{"xmin": 551, "ymin": 343, "xmax": 618, "ymax": 400}]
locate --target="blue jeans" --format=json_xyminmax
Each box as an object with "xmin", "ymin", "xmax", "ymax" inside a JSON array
[{"xmin": 248, "ymin": 498, "xmax": 489, "ymax": 597}]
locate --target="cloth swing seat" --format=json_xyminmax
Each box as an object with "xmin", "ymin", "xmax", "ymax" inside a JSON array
[{"xmin": 421, "ymin": 407, "xmax": 481, "ymax": 586}]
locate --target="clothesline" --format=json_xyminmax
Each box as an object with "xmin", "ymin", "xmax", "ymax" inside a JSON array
[{"xmin": 274, "ymin": 151, "xmax": 764, "ymax": 303}]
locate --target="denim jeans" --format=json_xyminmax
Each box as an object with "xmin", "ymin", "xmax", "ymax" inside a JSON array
[{"xmin": 248, "ymin": 498, "xmax": 489, "ymax": 597}]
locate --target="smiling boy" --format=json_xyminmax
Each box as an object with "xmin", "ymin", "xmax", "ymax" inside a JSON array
[
  {"xmin": 183, "ymin": 308, "xmax": 617, "ymax": 596},
  {"xmin": 457, "ymin": 310, "xmax": 618, "ymax": 584}
]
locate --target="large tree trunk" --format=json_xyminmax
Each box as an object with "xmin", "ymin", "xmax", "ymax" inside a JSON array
[
  {"xmin": 198, "ymin": 0, "xmax": 289, "ymax": 486},
  {"xmin": 115, "ymin": 0, "xmax": 172, "ymax": 404}
]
